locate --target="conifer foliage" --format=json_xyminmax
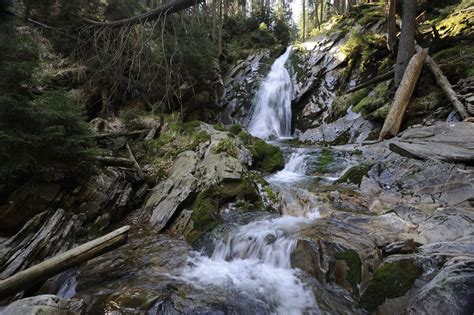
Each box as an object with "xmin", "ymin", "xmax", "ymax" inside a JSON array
[{"xmin": 0, "ymin": 18, "xmax": 96, "ymax": 199}]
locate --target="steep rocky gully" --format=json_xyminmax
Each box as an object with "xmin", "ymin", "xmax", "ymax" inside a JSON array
[{"xmin": 1, "ymin": 4, "xmax": 474, "ymax": 315}]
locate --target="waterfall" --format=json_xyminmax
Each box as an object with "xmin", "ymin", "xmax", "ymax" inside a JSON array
[{"xmin": 248, "ymin": 47, "xmax": 293, "ymax": 139}]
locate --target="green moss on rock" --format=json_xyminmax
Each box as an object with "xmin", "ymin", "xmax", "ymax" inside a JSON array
[
  {"xmin": 360, "ymin": 260, "xmax": 423, "ymax": 312},
  {"xmin": 316, "ymin": 148, "xmax": 334, "ymax": 173},
  {"xmin": 248, "ymin": 138, "xmax": 285, "ymax": 173},
  {"xmin": 353, "ymin": 81, "xmax": 389, "ymax": 120},
  {"xmin": 191, "ymin": 190, "xmax": 221, "ymax": 233},
  {"xmin": 190, "ymin": 175, "xmax": 263, "ymax": 240},
  {"xmin": 336, "ymin": 164, "xmax": 370, "ymax": 186},
  {"xmin": 335, "ymin": 249, "xmax": 362, "ymax": 291}
]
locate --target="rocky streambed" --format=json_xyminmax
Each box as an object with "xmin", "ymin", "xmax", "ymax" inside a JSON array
[{"xmin": 1, "ymin": 5, "xmax": 474, "ymax": 313}]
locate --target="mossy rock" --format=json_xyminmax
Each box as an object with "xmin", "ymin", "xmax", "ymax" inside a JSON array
[
  {"xmin": 189, "ymin": 175, "xmax": 263, "ymax": 242},
  {"xmin": 236, "ymin": 131, "xmax": 284, "ymax": 172},
  {"xmin": 316, "ymin": 148, "xmax": 334, "ymax": 173},
  {"xmin": 330, "ymin": 88, "xmax": 369, "ymax": 122},
  {"xmin": 353, "ymin": 81, "xmax": 390, "ymax": 120},
  {"xmin": 360, "ymin": 260, "xmax": 423, "ymax": 312},
  {"xmin": 191, "ymin": 190, "xmax": 221, "ymax": 234},
  {"xmin": 334, "ymin": 249, "xmax": 362, "ymax": 293},
  {"xmin": 335, "ymin": 164, "xmax": 371, "ymax": 186}
]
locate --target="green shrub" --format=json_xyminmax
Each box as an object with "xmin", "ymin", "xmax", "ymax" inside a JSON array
[
  {"xmin": 228, "ymin": 124, "xmax": 242, "ymax": 135},
  {"xmin": 214, "ymin": 138, "xmax": 238, "ymax": 158},
  {"xmin": 213, "ymin": 123, "xmax": 225, "ymax": 131}
]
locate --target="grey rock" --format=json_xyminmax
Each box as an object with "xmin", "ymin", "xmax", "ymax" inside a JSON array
[
  {"xmin": 390, "ymin": 122, "xmax": 474, "ymax": 163},
  {"xmin": 145, "ymin": 151, "xmax": 199, "ymax": 230},
  {"xmin": 417, "ymin": 207, "xmax": 474, "ymax": 243},
  {"xmin": 1, "ymin": 295, "xmax": 83, "ymax": 315}
]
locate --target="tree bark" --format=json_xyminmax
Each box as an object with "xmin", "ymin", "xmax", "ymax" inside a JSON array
[
  {"xmin": 23, "ymin": 0, "xmax": 33, "ymax": 23},
  {"xmin": 0, "ymin": 226, "xmax": 130, "ymax": 298},
  {"xmin": 345, "ymin": 70, "xmax": 395, "ymax": 94},
  {"xmin": 302, "ymin": 0, "xmax": 306, "ymax": 38},
  {"xmin": 379, "ymin": 49, "xmax": 428, "ymax": 140},
  {"xmin": 94, "ymin": 130, "xmax": 148, "ymax": 139},
  {"xmin": 394, "ymin": 0, "xmax": 416, "ymax": 86},
  {"xmin": 218, "ymin": 0, "xmax": 223, "ymax": 55},
  {"xmin": 387, "ymin": 0, "xmax": 397, "ymax": 52},
  {"xmin": 415, "ymin": 45, "xmax": 470, "ymax": 119},
  {"xmin": 82, "ymin": 0, "xmax": 204, "ymax": 27},
  {"xmin": 126, "ymin": 143, "xmax": 145, "ymax": 179},
  {"xmin": 95, "ymin": 156, "xmax": 135, "ymax": 168}
]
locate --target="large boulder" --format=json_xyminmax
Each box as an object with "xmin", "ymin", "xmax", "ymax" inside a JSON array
[
  {"xmin": 1, "ymin": 295, "xmax": 83, "ymax": 315},
  {"xmin": 389, "ymin": 122, "xmax": 474, "ymax": 163},
  {"xmin": 145, "ymin": 150, "xmax": 199, "ymax": 231}
]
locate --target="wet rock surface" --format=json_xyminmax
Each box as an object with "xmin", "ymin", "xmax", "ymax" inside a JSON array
[
  {"xmin": 0, "ymin": 294, "xmax": 83, "ymax": 315},
  {"xmin": 389, "ymin": 122, "xmax": 474, "ymax": 163}
]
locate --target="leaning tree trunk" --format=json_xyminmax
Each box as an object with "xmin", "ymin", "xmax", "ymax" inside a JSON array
[
  {"xmin": 394, "ymin": 0, "xmax": 416, "ymax": 86},
  {"xmin": 415, "ymin": 45, "xmax": 470, "ymax": 120},
  {"xmin": 379, "ymin": 49, "xmax": 428, "ymax": 140}
]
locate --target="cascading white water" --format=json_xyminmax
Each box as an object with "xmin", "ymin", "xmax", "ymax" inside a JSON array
[
  {"xmin": 270, "ymin": 148, "xmax": 309, "ymax": 182},
  {"xmin": 181, "ymin": 46, "xmax": 321, "ymax": 314},
  {"xmin": 248, "ymin": 47, "xmax": 293, "ymax": 139},
  {"xmin": 182, "ymin": 216, "xmax": 319, "ymax": 314}
]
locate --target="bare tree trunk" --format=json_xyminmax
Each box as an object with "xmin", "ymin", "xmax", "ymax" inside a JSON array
[
  {"xmin": 415, "ymin": 45, "xmax": 470, "ymax": 120},
  {"xmin": 314, "ymin": 0, "xmax": 320, "ymax": 29},
  {"xmin": 223, "ymin": 0, "xmax": 228, "ymax": 16},
  {"xmin": 23, "ymin": 0, "xmax": 33, "ymax": 23},
  {"xmin": 320, "ymin": 0, "xmax": 324, "ymax": 23},
  {"xmin": 218, "ymin": 0, "xmax": 223, "ymax": 55},
  {"xmin": 212, "ymin": 0, "xmax": 217, "ymax": 41},
  {"xmin": 302, "ymin": 0, "xmax": 306, "ymax": 38},
  {"xmin": 379, "ymin": 49, "xmax": 428, "ymax": 140},
  {"xmin": 394, "ymin": 0, "xmax": 416, "ymax": 86},
  {"xmin": 0, "ymin": 226, "xmax": 130, "ymax": 299},
  {"xmin": 387, "ymin": 0, "xmax": 397, "ymax": 52}
]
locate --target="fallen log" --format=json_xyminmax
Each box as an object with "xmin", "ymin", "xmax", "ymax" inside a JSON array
[
  {"xmin": 126, "ymin": 143, "xmax": 144, "ymax": 179},
  {"xmin": 144, "ymin": 120, "xmax": 162, "ymax": 142},
  {"xmin": 379, "ymin": 49, "xmax": 428, "ymax": 140},
  {"xmin": 94, "ymin": 130, "xmax": 148, "ymax": 139},
  {"xmin": 415, "ymin": 44, "xmax": 470, "ymax": 120},
  {"xmin": 0, "ymin": 226, "xmax": 130, "ymax": 298},
  {"xmin": 345, "ymin": 70, "xmax": 394, "ymax": 94},
  {"xmin": 95, "ymin": 156, "xmax": 135, "ymax": 168},
  {"xmin": 82, "ymin": 0, "xmax": 204, "ymax": 27}
]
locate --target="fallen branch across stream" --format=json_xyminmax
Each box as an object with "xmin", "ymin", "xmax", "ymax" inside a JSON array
[{"xmin": 0, "ymin": 226, "xmax": 130, "ymax": 298}]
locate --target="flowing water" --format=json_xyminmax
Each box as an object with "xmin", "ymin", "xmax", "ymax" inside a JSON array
[
  {"xmin": 182, "ymin": 48, "xmax": 324, "ymax": 314},
  {"xmin": 247, "ymin": 47, "xmax": 293, "ymax": 139}
]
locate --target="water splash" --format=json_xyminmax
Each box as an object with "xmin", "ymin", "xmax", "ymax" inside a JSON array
[
  {"xmin": 248, "ymin": 47, "xmax": 293, "ymax": 139},
  {"xmin": 270, "ymin": 148, "xmax": 309, "ymax": 182},
  {"xmin": 182, "ymin": 216, "xmax": 319, "ymax": 314}
]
